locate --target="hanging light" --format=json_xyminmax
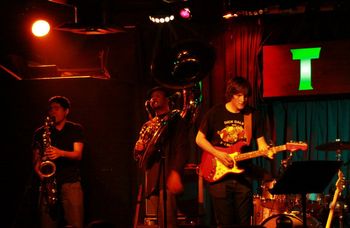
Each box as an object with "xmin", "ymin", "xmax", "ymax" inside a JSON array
[
  {"xmin": 149, "ymin": 15, "xmax": 175, "ymax": 24},
  {"xmin": 179, "ymin": 7, "xmax": 191, "ymax": 20},
  {"xmin": 222, "ymin": 0, "xmax": 238, "ymax": 19},
  {"xmin": 32, "ymin": 19, "xmax": 51, "ymax": 37}
]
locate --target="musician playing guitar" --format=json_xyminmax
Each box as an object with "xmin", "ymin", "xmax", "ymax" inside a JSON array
[{"xmin": 196, "ymin": 76, "xmax": 274, "ymax": 227}]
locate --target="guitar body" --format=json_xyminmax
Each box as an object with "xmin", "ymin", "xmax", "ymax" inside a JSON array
[
  {"xmin": 200, "ymin": 141, "xmax": 247, "ymax": 183},
  {"xmin": 199, "ymin": 141, "xmax": 308, "ymax": 183}
]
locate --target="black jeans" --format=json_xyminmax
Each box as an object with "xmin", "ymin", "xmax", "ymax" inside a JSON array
[{"xmin": 208, "ymin": 177, "xmax": 253, "ymax": 227}]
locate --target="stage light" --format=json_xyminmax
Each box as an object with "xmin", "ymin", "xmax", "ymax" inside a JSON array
[
  {"xmin": 148, "ymin": 0, "xmax": 177, "ymax": 24},
  {"xmin": 149, "ymin": 15, "xmax": 175, "ymax": 24},
  {"xmin": 222, "ymin": 12, "xmax": 238, "ymax": 19},
  {"xmin": 179, "ymin": 8, "xmax": 191, "ymax": 20},
  {"xmin": 222, "ymin": 0, "xmax": 233, "ymax": 19},
  {"xmin": 32, "ymin": 19, "xmax": 51, "ymax": 37}
]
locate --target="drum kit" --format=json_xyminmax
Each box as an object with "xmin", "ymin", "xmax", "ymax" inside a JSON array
[{"xmin": 253, "ymin": 140, "xmax": 350, "ymax": 227}]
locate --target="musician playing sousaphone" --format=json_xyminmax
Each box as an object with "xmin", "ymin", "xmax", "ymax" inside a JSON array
[
  {"xmin": 133, "ymin": 86, "xmax": 190, "ymax": 228},
  {"xmin": 196, "ymin": 76, "xmax": 274, "ymax": 226}
]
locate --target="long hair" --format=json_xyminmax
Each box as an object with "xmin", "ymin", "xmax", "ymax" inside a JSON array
[{"xmin": 225, "ymin": 76, "xmax": 252, "ymax": 102}]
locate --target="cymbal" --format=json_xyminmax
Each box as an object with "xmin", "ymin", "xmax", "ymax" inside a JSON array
[{"xmin": 316, "ymin": 141, "xmax": 350, "ymax": 151}]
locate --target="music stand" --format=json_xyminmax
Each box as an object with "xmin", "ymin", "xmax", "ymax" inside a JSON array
[{"xmin": 270, "ymin": 160, "xmax": 343, "ymax": 228}]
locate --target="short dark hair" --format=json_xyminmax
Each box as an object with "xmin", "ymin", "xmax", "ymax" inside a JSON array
[
  {"xmin": 48, "ymin": 96, "xmax": 71, "ymax": 110},
  {"xmin": 225, "ymin": 76, "xmax": 252, "ymax": 101},
  {"xmin": 146, "ymin": 86, "xmax": 171, "ymax": 99}
]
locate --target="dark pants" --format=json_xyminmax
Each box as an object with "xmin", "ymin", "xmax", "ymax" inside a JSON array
[
  {"xmin": 39, "ymin": 181, "xmax": 84, "ymax": 228},
  {"xmin": 208, "ymin": 177, "xmax": 253, "ymax": 227}
]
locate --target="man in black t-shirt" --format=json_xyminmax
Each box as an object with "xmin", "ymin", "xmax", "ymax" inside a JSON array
[
  {"xmin": 196, "ymin": 77, "xmax": 273, "ymax": 227},
  {"xmin": 32, "ymin": 96, "xmax": 84, "ymax": 228}
]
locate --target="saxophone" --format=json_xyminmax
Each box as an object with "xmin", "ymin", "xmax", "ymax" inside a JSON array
[{"xmin": 39, "ymin": 116, "xmax": 58, "ymax": 207}]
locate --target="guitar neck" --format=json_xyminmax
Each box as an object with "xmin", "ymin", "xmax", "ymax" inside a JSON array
[
  {"xmin": 326, "ymin": 188, "xmax": 340, "ymax": 228},
  {"xmin": 326, "ymin": 171, "xmax": 344, "ymax": 228},
  {"xmin": 235, "ymin": 145, "xmax": 286, "ymax": 161}
]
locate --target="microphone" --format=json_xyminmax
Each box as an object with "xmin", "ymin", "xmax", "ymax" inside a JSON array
[{"xmin": 167, "ymin": 92, "xmax": 182, "ymax": 100}]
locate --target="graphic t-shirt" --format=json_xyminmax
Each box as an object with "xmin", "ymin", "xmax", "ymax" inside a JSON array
[{"xmin": 199, "ymin": 104, "xmax": 262, "ymax": 148}]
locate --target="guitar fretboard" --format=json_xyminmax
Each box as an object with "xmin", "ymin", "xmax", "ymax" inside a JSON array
[{"xmin": 235, "ymin": 145, "xmax": 287, "ymax": 161}]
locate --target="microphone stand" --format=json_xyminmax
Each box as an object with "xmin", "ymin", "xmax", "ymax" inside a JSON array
[
  {"xmin": 161, "ymin": 150, "xmax": 167, "ymax": 228},
  {"xmin": 146, "ymin": 149, "xmax": 167, "ymax": 228}
]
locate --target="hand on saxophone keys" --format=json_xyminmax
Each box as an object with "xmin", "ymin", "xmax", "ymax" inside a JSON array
[{"xmin": 45, "ymin": 146, "xmax": 63, "ymax": 160}]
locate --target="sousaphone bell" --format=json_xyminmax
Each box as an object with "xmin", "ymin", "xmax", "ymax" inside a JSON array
[{"xmin": 150, "ymin": 39, "xmax": 216, "ymax": 89}]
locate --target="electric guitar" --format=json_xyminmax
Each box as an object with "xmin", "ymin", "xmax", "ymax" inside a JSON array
[
  {"xmin": 200, "ymin": 141, "xmax": 308, "ymax": 183},
  {"xmin": 326, "ymin": 170, "xmax": 344, "ymax": 228}
]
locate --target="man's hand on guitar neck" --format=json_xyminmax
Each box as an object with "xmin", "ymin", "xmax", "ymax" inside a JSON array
[
  {"xmin": 262, "ymin": 147, "xmax": 275, "ymax": 160},
  {"xmin": 257, "ymin": 136, "xmax": 274, "ymax": 160}
]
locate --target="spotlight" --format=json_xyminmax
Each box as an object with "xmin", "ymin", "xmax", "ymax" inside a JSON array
[
  {"xmin": 148, "ymin": 0, "xmax": 177, "ymax": 24},
  {"xmin": 222, "ymin": 12, "xmax": 238, "ymax": 19},
  {"xmin": 32, "ymin": 19, "xmax": 51, "ymax": 37},
  {"xmin": 179, "ymin": 8, "xmax": 191, "ymax": 20},
  {"xmin": 149, "ymin": 15, "xmax": 175, "ymax": 24},
  {"xmin": 222, "ymin": 0, "xmax": 240, "ymax": 19}
]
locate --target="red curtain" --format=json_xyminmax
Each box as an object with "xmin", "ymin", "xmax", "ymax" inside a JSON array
[{"xmin": 202, "ymin": 18, "xmax": 263, "ymax": 110}]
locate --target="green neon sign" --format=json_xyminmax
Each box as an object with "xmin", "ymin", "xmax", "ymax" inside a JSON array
[{"xmin": 290, "ymin": 47, "xmax": 321, "ymax": 90}]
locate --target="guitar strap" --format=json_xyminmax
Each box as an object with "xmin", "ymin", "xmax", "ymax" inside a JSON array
[{"xmin": 244, "ymin": 113, "xmax": 252, "ymax": 145}]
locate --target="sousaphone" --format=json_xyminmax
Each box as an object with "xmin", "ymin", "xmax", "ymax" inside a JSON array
[{"xmin": 138, "ymin": 39, "xmax": 215, "ymax": 169}]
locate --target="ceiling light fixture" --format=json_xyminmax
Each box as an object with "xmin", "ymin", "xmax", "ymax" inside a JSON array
[
  {"xmin": 179, "ymin": 7, "xmax": 191, "ymax": 20},
  {"xmin": 149, "ymin": 15, "xmax": 175, "ymax": 24}
]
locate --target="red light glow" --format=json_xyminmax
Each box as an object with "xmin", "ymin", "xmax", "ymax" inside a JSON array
[
  {"xmin": 179, "ymin": 8, "xmax": 191, "ymax": 19},
  {"xmin": 32, "ymin": 20, "xmax": 50, "ymax": 37}
]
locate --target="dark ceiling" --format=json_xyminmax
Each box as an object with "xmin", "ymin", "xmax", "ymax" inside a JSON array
[
  {"xmin": 1, "ymin": 0, "xmax": 350, "ymax": 80},
  {"xmin": 3, "ymin": 0, "xmax": 349, "ymax": 29}
]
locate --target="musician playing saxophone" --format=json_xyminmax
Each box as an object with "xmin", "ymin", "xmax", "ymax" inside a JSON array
[
  {"xmin": 32, "ymin": 96, "xmax": 85, "ymax": 228},
  {"xmin": 133, "ymin": 86, "xmax": 189, "ymax": 228}
]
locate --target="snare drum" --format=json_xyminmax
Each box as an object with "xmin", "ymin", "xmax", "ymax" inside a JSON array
[
  {"xmin": 260, "ymin": 180, "xmax": 288, "ymax": 211},
  {"xmin": 253, "ymin": 195, "xmax": 285, "ymax": 225}
]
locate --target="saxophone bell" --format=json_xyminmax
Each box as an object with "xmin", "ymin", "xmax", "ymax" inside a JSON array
[{"xmin": 39, "ymin": 160, "xmax": 56, "ymax": 178}]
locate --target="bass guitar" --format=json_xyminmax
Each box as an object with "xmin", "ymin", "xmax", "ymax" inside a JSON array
[{"xmin": 200, "ymin": 141, "xmax": 308, "ymax": 183}]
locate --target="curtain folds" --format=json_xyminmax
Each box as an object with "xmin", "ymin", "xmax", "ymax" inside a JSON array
[
  {"xmin": 205, "ymin": 18, "xmax": 263, "ymax": 107},
  {"xmin": 269, "ymin": 99, "xmax": 350, "ymax": 166}
]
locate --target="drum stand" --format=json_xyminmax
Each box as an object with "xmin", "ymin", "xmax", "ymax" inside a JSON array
[{"xmin": 270, "ymin": 160, "xmax": 342, "ymax": 228}]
